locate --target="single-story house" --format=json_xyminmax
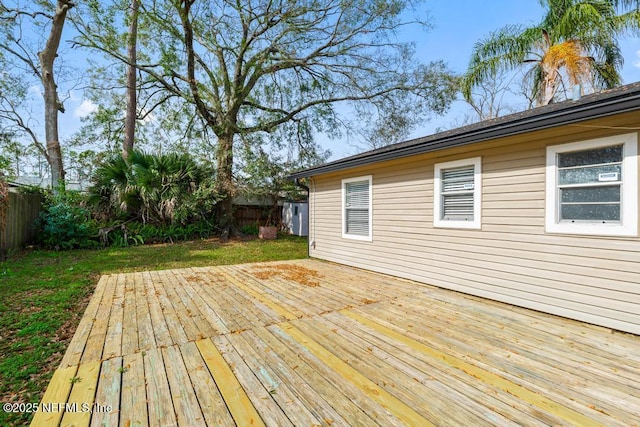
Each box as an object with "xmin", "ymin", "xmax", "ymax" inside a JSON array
[{"xmin": 290, "ymin": 81, "xmax": 640, "ymax": 335}]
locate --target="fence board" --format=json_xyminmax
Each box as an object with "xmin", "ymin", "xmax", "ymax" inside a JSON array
[{"xmin": 0, "ymin": 191, "xmax": 42, "ymax": 259}]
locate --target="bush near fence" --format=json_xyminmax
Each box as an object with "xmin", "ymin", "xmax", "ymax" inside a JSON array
[{"xmin": 0, "ymin": 191, "xmax": 43, "ymax": 259}]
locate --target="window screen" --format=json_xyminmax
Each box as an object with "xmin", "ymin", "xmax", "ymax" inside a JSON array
[{"xmin": 557, "ymin": 145, "xmax": 622, "ymax": 223}]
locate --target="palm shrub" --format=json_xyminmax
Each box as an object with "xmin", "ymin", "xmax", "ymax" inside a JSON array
[
  {"xmin": 88, "ymin": 150, "xmax": 219, "ymax": 227},
  {"xmin": 87, "ymin": 154, "xmax": 138, "ymax": 222}
]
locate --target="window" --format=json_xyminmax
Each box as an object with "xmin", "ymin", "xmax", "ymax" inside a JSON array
[
  {"xmin": 545, "ymin": 133, "xmax": 638, "ymax": 236},
  {"xmin": 342, "ymin": 175, "xmax": 372, "ymax": 241},
  {"xmin": 434, "ymin": 157, "xmax": 482, "ymax": 229}
]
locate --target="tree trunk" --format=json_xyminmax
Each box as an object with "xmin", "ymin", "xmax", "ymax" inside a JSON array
[
  {"xmin": 216, "ymin": 133, "xmax": 235, "ymax": 241},
  {"xmin": 540, "ymin": 68, "xmax": 558, "ymax": 106},
  {"xmin": 123, "ymin": 0, "xmax": 140, "ymax": 161},
  {"xmin": 39, "ymin": 0, "xmax": 73, "ymax": 190}
]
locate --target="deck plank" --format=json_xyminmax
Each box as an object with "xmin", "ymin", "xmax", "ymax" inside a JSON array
[
  {"xmin": 278, "ymin": 322, "xmax": 434, "ymax": 426},
  {"xmin": 102, "ymin": 275, "xmax": 124, "ymax": 360},
  {"xmin": 81, "ymin": 274, "xmax": 118, "ymax": 364},
  {"xmin": 226, "ymin": 330, "xmax": 327, "ymax": 426},
  {"xmin": 30, "ymin": 365, "xmax": 78, "ymax": 427},
  {"xmin": 211, "ymin": 334, "xmax": 294, "ymax": 427},
  {"xmin": 38, "ymin": 260, "xmax": 640, "ymax": 427},
  {"xmin": 121, "ymin": 272, "xmax": 140, "ymax": 355},
  {"xmin": 60, "ymin": 276, "xmax": 110, "ymax": 368},
  {"xmin": 180, "ymin": 341, "xmax": 235, "ymax": 427},
  {"xmin": 199, "ymin": 268, "xmax": 262, "ymax": 332},
  {"xmin": 190, "ymin": 268, "xmax": 246, "ymax": 333},
  {"xmin": 162, "ymin": 269, "xmax": 205, "ymax": 341},
  {"xmin": 89, "ymin": 357, "xmax": 121, "ymax": 427},
  {"xmin": 60, "ymin": 361, "xmax": 101, "ymax": 427},
  {"xmin": 120, "ymin": 352, "xmax": 148, "ymax": 427},
  {"xmin": 343, "ymin": 307, "xmax": 611, "ymax": 426},
  {"xmin": 217, "ymin": 266, "xmax": 301, "ymax": 320},
  {"xmin": 150, "ymin": 270, "xmax": 188, "ymax": 346},
  {"xmin": 389, "ymin": 295, "xmax": 640, "ymax": 417},
  {"xmin": 162, "ymin": 345, "xmax": 206, "ymax": 426},
  {"xmin": 253, "ymin": 326, "xmax": 380, "ymax": 426},
  {"xmin": 144, "ymin": 347, "xmax": 178, "ymax": 427},
  {"xmin": 142, "ymin": 271, "xmax": 172, "ymax": 348},
  {"xmin": 180, "ymin": 268, "xmax": 231, "ymax": 335},
  {"xmin": 323, "ymin": 310, "xmax": 549, "ymax": 425},
  {"xmin": 241, "ymin": 328, "xmax": 358, "ymax": 426},
  {"xmin": 170, "ymin": 270, "xmax": 219, "ymax": 339},
  {"xmin": 366, "ymin": 296, "xmax": 639, "ymax": 423},
  {"xmin": 135, "ymin": 272, "xmax": 157, "ymax": 352},
  {"xmin": 196, "ymin": 338, "xmax": 269, "ymax": 427}
]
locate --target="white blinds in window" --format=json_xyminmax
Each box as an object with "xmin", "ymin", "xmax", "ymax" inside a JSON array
[
  {"xmin": 345, "ymin": 181, "xmax": 369, "ymax": 236},
  {"xmin": 441, "ymin": 166, "xmax": 474, "ymax": 220}
]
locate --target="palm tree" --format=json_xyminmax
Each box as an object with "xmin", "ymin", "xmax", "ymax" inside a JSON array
[
  {"xmin": 88, "ymin": 151, "xmax": 208, "ymax": 225},
  {"xmin": 462, "ymin": 0, "xmax": 640, "ymax": 106}
]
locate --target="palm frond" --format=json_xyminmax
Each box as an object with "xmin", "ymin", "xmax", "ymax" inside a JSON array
[
  {"xmin": 465, "ymin": 0, "xmax": 634, "ymax": 107},
  {"xmin": 462, "ymin": 25, "xmax": 542, "ymax": 100}
]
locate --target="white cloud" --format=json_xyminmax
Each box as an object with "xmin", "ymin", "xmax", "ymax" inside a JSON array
[
  {"xmin": 74, "ymin": 99, "xmax": 98, "ymax": 118},
  {"xmin": 634, "ymin": 50, "xmax": 640, "ymax": 69},
  {"xmin": 28, "ymin": 85, "xmax": 43, "ymax": 97}
]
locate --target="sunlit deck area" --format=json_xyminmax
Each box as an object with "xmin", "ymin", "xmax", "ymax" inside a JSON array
[{"xmin": 32, "ymin": 259, "xmax": 640, "ymax": 426}]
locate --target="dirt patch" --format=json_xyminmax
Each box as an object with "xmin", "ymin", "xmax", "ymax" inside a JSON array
[{"xmin": 250, "ymin": 264, "xmax": 323, "ymax": 287}]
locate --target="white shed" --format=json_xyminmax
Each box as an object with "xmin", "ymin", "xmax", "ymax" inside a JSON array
[{"xmin": 282, "ymin": 201, "xmax": 308, "ymax": 236}]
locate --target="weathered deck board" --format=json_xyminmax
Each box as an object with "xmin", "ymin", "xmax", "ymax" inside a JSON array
[
  {"xmin": 90, "ymin": 356, "xmax": 121, "ymax": 427},
  {"xmin": 376, "ymin": 295, "xmax": 640, "ymax": 419},
  {"xmin": 252, "ymin": 326, "xmax": 381, "ymax": 426},
  {"xmin": 34, "ymin": 259, "xmax": 640, "ymax": 426},
  {"xmin": 119, "ymin": 352, "xmax": 147, "ymax": 427},
  {"xmin": 180, "ymin": 341, "xmax": 235, "ymax": 427},
  {"xmin": 121, "ymin": 273, "xmax": 139, "ymax": 355},
  {"xmin": 144, "ymin": 347, "xmax": 177, "ymax": 427},
  {"xmin": 60, "ymin": 275, "xmax": 110, "ymax": 368}
]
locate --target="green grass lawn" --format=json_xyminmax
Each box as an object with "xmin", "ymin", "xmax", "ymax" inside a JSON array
[{"xmin": 0, "ymin": 235, "xmax": 308, "ymax": 426}]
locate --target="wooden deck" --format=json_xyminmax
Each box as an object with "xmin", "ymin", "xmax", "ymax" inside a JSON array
[{"xmin": 32, "ymin": 259, "xmax": 640, "ymax": 426}]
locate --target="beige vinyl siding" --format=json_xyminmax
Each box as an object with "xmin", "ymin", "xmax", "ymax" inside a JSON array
[{"xmin": 308, "ymin": 114, "xmax": 640, "ymax": 334}]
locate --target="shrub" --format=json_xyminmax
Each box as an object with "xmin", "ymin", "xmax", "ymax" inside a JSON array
[
  {"xmin": 241, "ymin": 223, "xmax": 259, "ymax": 235},
  {"xmin": 88, "ymin": 151, "xmax": 219, "ymax": 226},
  {"xmin": 102, "ymin": 220, "xmax": 217, "ymax": 247},
  {"xmin": 36, "ymin": 190, "xmax": 98, "ymax": 250}
]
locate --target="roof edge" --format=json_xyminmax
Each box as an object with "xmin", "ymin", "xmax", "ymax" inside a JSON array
[{"xmin": 290, "ymin": 82, "xmax": 640, "ymax": 179}]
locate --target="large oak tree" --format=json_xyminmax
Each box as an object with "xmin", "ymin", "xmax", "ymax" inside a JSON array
[{"xmin": 78, "ymin": 0, "xmax": 456, "ymax": 237}]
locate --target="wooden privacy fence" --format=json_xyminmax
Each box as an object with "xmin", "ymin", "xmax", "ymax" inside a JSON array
[
  {"xmin": 0, "ymin": 191, "xmax": 42, "ymax": 259},
  {"xmin": 234, "ymin": 204, "xmax": 282, "ymax": 228}
]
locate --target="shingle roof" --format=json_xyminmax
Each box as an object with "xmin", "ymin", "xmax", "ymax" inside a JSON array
[{"xmin": 290, "ymin": 81, "xmax": 640, "ymax": 179}]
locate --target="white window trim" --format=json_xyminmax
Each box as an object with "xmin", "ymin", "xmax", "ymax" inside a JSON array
[
  {"xmin": 545, "ymin": 133, "xmax": 638, "ymax": 237},
  {"xmin": 342, "ymin": 175, "xmax": 373, "ymax": 241},
  {"xmin": 434, "ymin": 157, "xmax": 482, "ymax": 229}
]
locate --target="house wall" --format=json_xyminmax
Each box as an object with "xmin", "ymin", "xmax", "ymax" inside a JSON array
[{"xmin": 308, "ymin": 112, "xmax": 640, "ymax": 334}]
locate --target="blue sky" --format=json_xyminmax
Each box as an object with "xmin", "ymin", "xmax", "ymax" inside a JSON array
[
  {"xmin": 58, "ymin": 1, "xmax": 640, "ymax": 161},
  {"xmin": 319, "ymin": 0, "xmax": 640, "ymax": 159}
]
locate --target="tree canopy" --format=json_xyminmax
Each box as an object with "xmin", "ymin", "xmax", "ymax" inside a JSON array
[{"xmin": 74, "ymin": 0, "xmax": 457, "ymax": 235}]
